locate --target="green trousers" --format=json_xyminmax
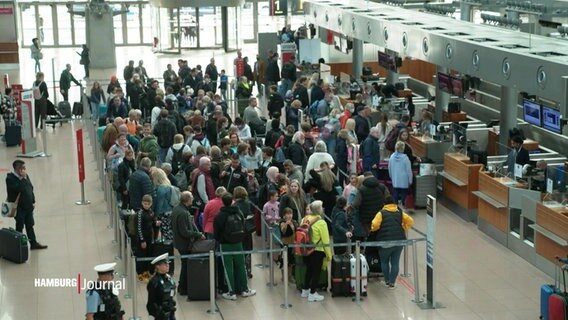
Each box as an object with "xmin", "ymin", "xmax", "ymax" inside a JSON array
[{"xmin": 220, "ymin": 242, "xmax": 248, "ymax": 293}]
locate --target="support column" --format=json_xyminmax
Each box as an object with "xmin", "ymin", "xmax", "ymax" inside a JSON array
[
  {"xmin": 499, "ymin": 85, "xmax": 517, "ymax": 148},
  {"xmin": 506, "ymin": 10, "xmax": 520, "ymax": 21},
  {"xmin": 86, "ymin": 4, "xmax": 116, "ymax": 69},
  {"xmin": 352, "ymin": 39, "xmax": 363, "ymax": 80},
  {"xmin": 386, "ymin": 70, "xmax": 399, "ymax": 85},
  {"xmin": 434, "ymin": 66, "xmax": 450, "ymax": 123},
  {"xmin": 460, "ymin": 2, "xmax": 472, "ymax": 22}
]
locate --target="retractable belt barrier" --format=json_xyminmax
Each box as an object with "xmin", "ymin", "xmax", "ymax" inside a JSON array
[{"xmin": 95, "ymin": 147, "xmax": 428, "ymax": 319}]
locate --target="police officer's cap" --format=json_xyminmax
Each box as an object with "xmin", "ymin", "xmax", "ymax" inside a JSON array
[
  {"xmin": 94, "ymin": 262, "xmax": 116, "ymax": 274},
  {"xmin": 151, "ymin": 253, "xmax": 170, "ymax": 265}
]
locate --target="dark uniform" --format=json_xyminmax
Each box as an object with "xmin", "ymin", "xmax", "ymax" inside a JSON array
[
  {"xmin": 86, "ymin": 285, "xmax": 124, "ymax": 320},
  {"xmin": 146, "ymin": 272, "xmax": 177, "ymax": 320}
]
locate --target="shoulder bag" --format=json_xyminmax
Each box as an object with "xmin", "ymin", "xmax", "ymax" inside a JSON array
[{"xmin": 1, "ymin": 193, "xmax": 21, "ymax": 218}]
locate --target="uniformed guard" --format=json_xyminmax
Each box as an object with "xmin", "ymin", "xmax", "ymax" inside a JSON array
[
  {"xmin": 147, "ymin": 253, "xmax": 177, "ymax": 320},
  {"xmin": 85, "ymin": 262, "xmax": 125, "ymax": 320}
]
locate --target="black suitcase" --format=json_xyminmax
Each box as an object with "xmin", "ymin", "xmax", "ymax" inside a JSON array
[
  {"xmin": 5, "ymin": 122, "xmax": 21, "ymax": 146},
  {"xmin": 72, "ymin": 102, "xmax": 83, "ymax": 116},
  {"xmin": 331, "ymin": 254, "xmax": 351, "ymax": 297},
  {"xmin": 58, "ymin": 101, "xmax": 72, "ymax": 119},
  {"xmin": 365, "ymin": 246, "xmax": 382, "ymax": 274},
  {"xmin": 152, "ymin": 239, "xmax": 174, "ymax": 275},
  {"xmin": 187, "ymin": 257, "xmax": 210, "ymax": 300},
  {"xmin": 0, "ymin": 228, "xmax": 29, "ymax": 263}
]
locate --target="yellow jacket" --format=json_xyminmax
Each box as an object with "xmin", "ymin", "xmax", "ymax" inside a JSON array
[
  {"xmin": 370, "ymin": 204, "xmax": 414, "ymax": 232},
  {"xmin": 302, "ymin": 214, "xmax": 332, "ymax": 262}
]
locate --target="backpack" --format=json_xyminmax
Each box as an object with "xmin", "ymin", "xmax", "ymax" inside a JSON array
[
  {"xmin": 275, "ymin": 147, "xmax": 288, "ymax": 163},
  {"xmin": 174, "ymin": 166, "xmax": 188, "ymax": 191},
  {"xmin": 127, "ymin": 211, "xmax": 138, "ymax": 237},
  {"xmin": 169, "ymin": 185, "xmax": 181, "ymax": 207},
  {"xmin": 294, "ymin": 216, "xmax": 321, "ymax": 256},
  {"xmin": 309, "ymin": 99, "xmax": 320, "ymax": 123},
  {"xmin": 224, "ymin": 212, "xmax": 246, "ymax": 243},
  {"xmin": 33, "ymin": 81, "xmax": 43, "ymax": 100},
  {"xmin": 170, "ymin": 146, "xmax": 185, "ymax": 175},
  {"xmin": 384, "ymin": 127, "xmax": 400, "ymax": 152}
]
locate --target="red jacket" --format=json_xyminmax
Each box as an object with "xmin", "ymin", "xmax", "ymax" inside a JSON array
[{"xmin": 339, "ymin": 111, "xmax": 352, "ymax": 129}]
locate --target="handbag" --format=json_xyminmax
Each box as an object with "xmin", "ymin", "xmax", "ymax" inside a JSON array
[
  {"xmin": 244, "ymin": 215, "xmax": 256, "ymax": 234},
  {"xmin": 1, "ymin": 193, "xmax": 21, "ymax": 218},
  {"xmin": 189, "ymin": 239, "xmax": 216, "ymax": 254}
]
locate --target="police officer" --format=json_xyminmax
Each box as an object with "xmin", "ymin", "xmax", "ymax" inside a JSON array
[
  {"xmin": 86, "ymin": 262, "xmax": 125, "ymax": 320},
  {"xmin": 147, "ymin": 253, "xmax": 177, "ymax": 320}
]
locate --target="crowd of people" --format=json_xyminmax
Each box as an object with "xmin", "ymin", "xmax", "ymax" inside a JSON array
[{"xmin": 82, "ymin": 50, "xmax": 421, "ymax": 317}]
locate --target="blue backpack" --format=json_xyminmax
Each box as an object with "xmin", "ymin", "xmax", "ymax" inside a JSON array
[{"xmin": 309, "ymin": 99, "xmax": 321, "ymax": 123}]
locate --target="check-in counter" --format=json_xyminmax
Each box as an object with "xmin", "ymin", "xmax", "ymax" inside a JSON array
[
  {"xmin": 487, "ymin": 128, "xmax": 540, "ymax": 156},
  {"xmin": 442, "ymin": 111, "xmax": 467, "ymax": 122},
  {"xmin": 441, "ymin": 153, "xmax": 483, "ymax": 222},
  {"xmin": 408, "ymin": 135, "xmax": 451, "ymax": 164},
  {"xmin": 532, "ymin": 202, "xmax": 568, "ymax": 278}
]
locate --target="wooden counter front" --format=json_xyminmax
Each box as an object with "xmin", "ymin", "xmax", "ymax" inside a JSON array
[
  {"xmin": 409, "ymin": 135, "xmax": 435, "ymax": 159},
  {"xmin": 535, "ymin": 203, "xmax": 568, "ymax": 263},
  {"xmin": 443, "ymin": 153, "xmax": 483, "ymax": 209},
  {"xmin": 442, "ymin": 111, "xmax": 467, "ymax": 122},
  {"xmin": 475, "ymin": 172, "xmax": 521, "ymax": 233}
]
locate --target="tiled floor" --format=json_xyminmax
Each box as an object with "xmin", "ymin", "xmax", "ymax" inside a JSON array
[{"xmin": 0, "ymin": 46, "xmax": 552, "ymax": 320}]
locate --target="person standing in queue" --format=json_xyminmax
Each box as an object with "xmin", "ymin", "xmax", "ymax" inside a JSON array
[
  {"xmin": 171, "ymin": 191, "xmax": 205, "ymax": 295},
  {"xmin": 85, "ymin": 262, "xmax": 125, "ymax": 320},
  {"xmin": 147, "ymin": 253, "xmax": 177, "ymax": 320}
]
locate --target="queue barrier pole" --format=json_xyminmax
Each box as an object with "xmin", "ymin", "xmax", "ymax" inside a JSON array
[
  {"xmin": 401, "ymin": 231, "xmax": 410, "ymax": 277},
  {"xmin": 130, "ymin": 249, "xmax": 141, "ymax": 320},
  {"xmin": 112, "ymin": 197, "xmax": 119, "ymax": 244},
  {"xmin": 107, "ymin": 179, "xmax": 114, "ymax": 230},
  {"xmin": 116, "ymin": 215, "xmax": 123, "ymax": 262},
  {"xmin": 411, "ymin": 240, "xmax": 424, "ymax": 304},
  {"xmin": 267, "ymin": 225, "xmax": 277, "ymax": 288},
  {"xmin": 353, "ymin": 240, "xmax": 362, "ymax": 303},
  {"xmin": 124, "ymin": 237, "xmax": 133, "ymax": 299},
  {"xmin": 206, "ymin": 250, "xmax": 218, "ymax": 315},
  {"xmin": 280, "ymin": 245, "xmax": 292, "ymax": 309}
]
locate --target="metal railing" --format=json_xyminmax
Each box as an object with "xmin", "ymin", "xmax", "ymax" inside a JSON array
[{"xmin": 85, "ymin": 113, "xmax": 429, "ymax": 318}]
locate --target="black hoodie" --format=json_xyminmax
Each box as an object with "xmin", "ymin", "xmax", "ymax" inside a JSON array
[{"xmin": 353, "ymin": 177, "xmax": 388, "ymax": 224}]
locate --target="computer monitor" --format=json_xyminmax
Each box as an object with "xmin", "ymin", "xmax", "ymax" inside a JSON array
[
  {"xmin": 437, "ymin": 72, "xmax": 451, "ymax": 93},
  {"xmin": 523, "ymin": 99, "xmax": 542, "ymax": 126},
  {"xmin": 542, "ymin": 105, "xmax": 562, "ymax": 134},
  {"xmin": 378, "ymin": 51, "xmax": 397, "ymax": 72},
  {"xmin": 450, "ymin": 76, "xmax": 464, "ymax": 97}
]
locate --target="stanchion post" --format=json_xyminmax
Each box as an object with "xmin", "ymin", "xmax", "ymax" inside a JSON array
[
  {"xmin": 206, "ymin": 250, "xmax": 218, "ymax": 314},
  {"xmin": 256, "ymin": 217, "xmax": 268, "ymax": 269},
  {"xmin": 107, "ymin": 185, "xmax": 114, "ymax": 230},
  {"xmin": 267, "ymin": 225, "xmax": 277, "ymax": 287},
  {"xmin": 130, "ymin": 253, "xmax": 140, "ymax": 319},
  {"xmin": 411, "ymin": 240, "xmax": 424, "ymax": 304},
  {"xmin": 280, "ymin": 246, "xmax": 292, "ymax": 309},
  {"xmin": 116, "ymin": 218, "xmax": 123, "ymax": 261},
  {"xmin": 112, "ymin": 200, "xmax": 118, "ymax": 244},
  {"xmin": 123, "ymin": 237, "xmax": 131, "ymax": 288},
  {"xmin": 401, "ymin": 231, "xmax": 410, "ymax": 277},
  {"xmin": 353, "ymin": 241, "xmax": 362, "ymax": 303},
  {"xmin": 75, "ymin": 129, "xmax": 90, "ymax": 205},
  {"xmin": 40, "ymin": 118, "xmax": 51, "ymax": 157}
]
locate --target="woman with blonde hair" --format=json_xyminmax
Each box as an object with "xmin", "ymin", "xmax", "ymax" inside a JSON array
[
  {"xmin": 149, "ymin": 168, "xmax": 175, "ymax": 266},
  {"xmin": 309, "ymin": 161, "xmax": 338, "ymax": 218},
  {"xmin": 345, "ymin": 118, "xmax": 358, "ymax": 144}
]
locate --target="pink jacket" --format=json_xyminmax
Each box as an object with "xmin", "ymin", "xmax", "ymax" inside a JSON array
[
  {"xmin": 203, "ymin": 197, "xmax": 223, "ymax": 234},
  {"xmin": 263, "ymin": 201, "xmax": 280, "ymax": 225}
]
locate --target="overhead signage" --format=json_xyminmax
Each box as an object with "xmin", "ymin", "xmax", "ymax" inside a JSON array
[{"xmin": 270, "ymin": 0, "xmax": 288, "ymax": 16}]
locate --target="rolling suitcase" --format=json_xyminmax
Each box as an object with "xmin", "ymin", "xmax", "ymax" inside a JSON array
[
  {"xmin": 331, "ymin": 254, "xmax": 351, "ymax": 297},
  {"xmin": 72, "ymin": 102, "xmax": 83, "ymax": 117},
  {"xmin": 549, "ymin": 256, "xmax": 568, "ymax": 320},
  {"xmin": 5, "ymin": 121, "xmax": 21, "ymax": 147},
  {"xmin": 0, "ymin": 228, "xmax": 29, "ymax": 263},
  {"xmin": 152, "ymin": 239, "xmax": 174, "ymax": 275},
  {"xmin": 187, "ymin": 257, "xmax": 210, "ymax": 300},
  {"xmin": 350, "ymin": 253, "xmax": 368, "ymax": 296},
  {"xmin": 58, "ymin": 101, "xmax": 72, "ymax": 119}
]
